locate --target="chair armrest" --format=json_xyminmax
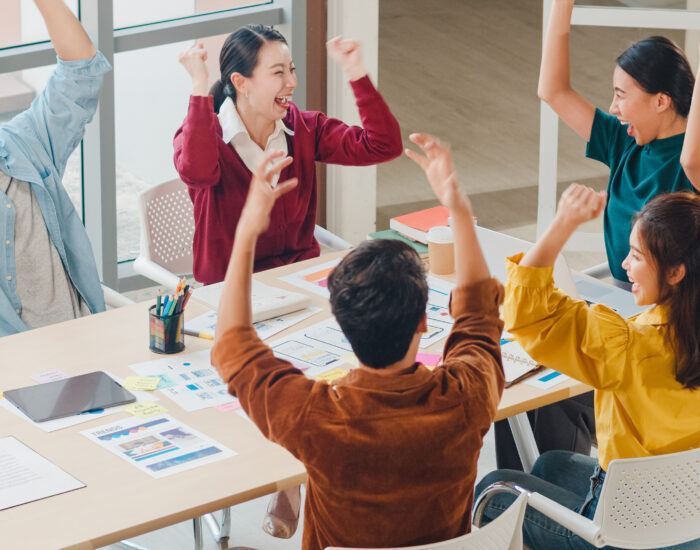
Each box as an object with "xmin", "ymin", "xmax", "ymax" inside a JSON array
[
  {"xmin": 527, "ymin": 492, "xmax": 604, "ymax": 547},
  {"xmin": 582, "ymin": 262, "xmax": 611, "ymax": 280},
  {"xmin": 133, "ymin": 256, "xmax": 181, "ymax": 290},
  {"xmin": 101, "ymin": 284, "xmax": 135, "ymax": 308},
  {"xmin": 314, "ymin": 225, "xmax": 352, "ymax": 251}
]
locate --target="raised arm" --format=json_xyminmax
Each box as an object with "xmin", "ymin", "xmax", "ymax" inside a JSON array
[
  {"xmin": 312, "ymin": 37, "xmax": 402, "ymax": 164},
  {"xmin": 35, "ymin": 0, "xmax": 95, "ymax": 61},
  {"xmin": 679, "ymin": 44, "xmax": 700, "ymax": 191},
  {"xmin": 538, "ymin": 0, "xmax": 596, "ymax": 140},
  {"xmin": 215, "ymin": 151, "xmax": 298, "ymax": 336},
  {"xmin": 521, "ymin": 183, "xmax": 606, "ymax": 267},
  {"xmin": 173, "ymin": 43, "xmax": 224, "ymax": 188},
  {"xmin": 405, "ymin": 133, "xmax": 490, "ymax": 287}
]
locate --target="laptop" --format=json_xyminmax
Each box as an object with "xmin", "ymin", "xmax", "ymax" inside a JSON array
[{"xmin": 474, "ymin": 226, "xmax": 646, "ymax": 319}]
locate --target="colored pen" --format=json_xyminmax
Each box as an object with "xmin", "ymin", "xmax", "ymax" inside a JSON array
[
  {"xmin": 161, "ymin": 295, "xmax": 170, "ymax": 316},
  {"xmin": 156, "ymin": 292, "xmax": 162, "ymax": 316},
  {"xmin": 183, "ymin": 329, "xmax": 214, "ymax": 340}
]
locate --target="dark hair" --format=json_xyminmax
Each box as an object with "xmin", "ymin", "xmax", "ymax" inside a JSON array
[
  {"xmin": 616, "ymin": 36, "xmax": 695, "ymax": 118},
  {"xmin": 209, "ymin": 24, "xmax": 288, "ymax": 113},
  {"xmin": 633, "ymin": 192, "xmax": 700, "ymax": 389},
  {"xmin": 327, "ymin": 240, "xmax": 429, "ymax": 368}
]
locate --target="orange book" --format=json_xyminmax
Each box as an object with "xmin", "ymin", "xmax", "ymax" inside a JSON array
[{"xmin": 389, "ymin": 205, "xmax": 449, "ymax": 244}]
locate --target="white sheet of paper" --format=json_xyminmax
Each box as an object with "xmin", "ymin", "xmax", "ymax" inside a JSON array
[
  {"xmin": 0, "ymin": 436, "xmax": 84, "ymax": 510},
  {"xmin": 80, "ymin": 415, "xmax": 236, "ymax": 479},
  {"xmin": 185, "ymin": 307, "xmax": 322, "ymax": 341},
  {"xmin": 278, "ymin": 258, "xmax": 341, "ymax": 298},
  {"xmin": 130, "ymin": 350, "xmax": 236, "ymax": 412},
  {"xmin": 0, "ymin": 372, "xmax": 157, "ymax": 433}
]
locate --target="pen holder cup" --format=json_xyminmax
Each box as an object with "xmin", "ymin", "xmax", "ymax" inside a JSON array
[{"xmin": 149, "ymin": 305, "xmax": 185, "ymax": 354}]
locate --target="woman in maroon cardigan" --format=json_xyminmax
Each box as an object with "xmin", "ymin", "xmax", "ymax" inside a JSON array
[{"xmin": 174, "ymin": 25, "xmax": 402, "ymax": 284}]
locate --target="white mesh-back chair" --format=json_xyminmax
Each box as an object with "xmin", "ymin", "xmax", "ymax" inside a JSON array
[
  {"xmin": 474, "ymin": 447, "xmax": 700, "ymax": 549},
  {"xmin": 133, "ymin": 178, "xmax": 195, "ymax": 290},
  {"xmin": 133, "ymin": 179, "xmax": 351, "ymax": 289},
  {"xmin": 325, "ymin": 493, "xmax": 527, "ymax": 550}
]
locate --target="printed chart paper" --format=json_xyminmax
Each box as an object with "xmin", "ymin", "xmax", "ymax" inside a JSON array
[
  {"xmin": 0, "ymin": 436, "xmax": 84, "ymax": 510},
  {"xmin": 81, "ymin": 415, "xmax": 235, "ymax": 478},
  {"xmin": 421, "ymin": 276, "xmax": 455, "ymax": 348},
  {"xmin": 185, "ymin": 307, "xmax": 322, "ymax": 341},
  {"xmin": 278, "ymin": 258, "xmax": 342, "ymax": 298},
  {"xmin": 130, "ymin": 350, "xmax": 237, "ymax": 412},
  {"xmin": 524, "ymin": 368, "xmax": 570, "ymax": 390}
]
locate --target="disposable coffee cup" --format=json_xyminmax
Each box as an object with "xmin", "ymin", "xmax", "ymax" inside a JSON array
[{"xmin": 427, "ymin": 225, "xmax": 455, "ymax": 275}]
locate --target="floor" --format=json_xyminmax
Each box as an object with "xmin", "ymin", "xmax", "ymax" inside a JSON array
[{"xmin": 106, "ymin": 0, "xmax": 685, "ymax": 547}]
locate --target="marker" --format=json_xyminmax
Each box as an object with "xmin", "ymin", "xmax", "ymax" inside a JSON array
[
  {"xmin": 183, "ymin": 329, "xmax": 214, "ymax": 340},
  {"xmin": 156, "ymin": 292, "xmax": 162, "ymax": 316}
]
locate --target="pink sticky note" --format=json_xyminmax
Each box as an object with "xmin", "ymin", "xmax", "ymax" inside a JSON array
[
  {"xmin": 416, "ymin": 352, "xmax": 441, "ymax": 367},
  {"xmin": 215, "ymin": 400, "xmax": 242, "ymax": 412}
]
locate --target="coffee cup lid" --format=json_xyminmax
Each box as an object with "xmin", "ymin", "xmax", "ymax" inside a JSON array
[{"xmin": 427, "ymin": 225, "xmax": 453, "ymax": 243}]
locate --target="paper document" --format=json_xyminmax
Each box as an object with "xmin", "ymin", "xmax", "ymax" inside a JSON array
[
  {"xmin": 0, "ymin": 436, "xmax": 84, "ymax": 510},
  {"xmin": 278, "ymin": 258, "xmax": 342, "ymax": 298},
  {"xmin": 192, "ymin": 280, "xmax": 311, "ymax": 322},
  {"xmin": 81, "ymin": 415, "xmax": 236, "ymax": 478},
  {"xmin": 185, "ymin": 306, "xmax": 322, "ymax": 341},
  {"xmin": 130, "ymin": 350, "xmax": 237, "ymax": 412}
]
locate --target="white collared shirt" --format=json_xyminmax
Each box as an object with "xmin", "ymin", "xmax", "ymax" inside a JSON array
[{"xmin": 218, "ymin": 97, "xmax": 294, "ymax": 187}]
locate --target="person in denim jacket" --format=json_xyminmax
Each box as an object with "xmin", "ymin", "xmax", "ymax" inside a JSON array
[{"xmin": 0, "ymin": 0, "xmax": 111, "ymax": 337}]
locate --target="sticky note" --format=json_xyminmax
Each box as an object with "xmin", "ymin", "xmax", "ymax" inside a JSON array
[
  {"xmin": 215, "ymin": 401, "xmax": 242, "ymax": 412},
  {"xmin": 123, "ymin": 402, "xmax": 168, "ymax": 418},
  {"xmin": 122, "ymin": 376, "xmax": 161, "ymax": 391},
  {"xmin": 0, "ymin": 391, "xmax": 4, "ymax": 399},
  {"xmin": 32, "ymin": 369, "xmax": 69, "ymax": 384},
  {"xmin": 416, "ymin": 352, "xmax": 441, "ymax": 367},
  {"xmin": 315, "ymin": 368, "xmax": 348, "ymax": 384}
]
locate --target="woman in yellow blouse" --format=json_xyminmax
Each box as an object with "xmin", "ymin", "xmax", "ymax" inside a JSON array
[{"xmin": 476, "ymin": 186, "xmax": 700, "ymax": 550}]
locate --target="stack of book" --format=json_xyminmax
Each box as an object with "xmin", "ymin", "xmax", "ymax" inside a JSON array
[{"xmin": 369, "ymin": 206, "xmax": 450, "ymax": 264}]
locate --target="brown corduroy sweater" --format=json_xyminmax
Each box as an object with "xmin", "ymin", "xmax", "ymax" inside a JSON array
[{"xmin": 210, "ymin": 278, "xmax": 505, "ymax": 550}]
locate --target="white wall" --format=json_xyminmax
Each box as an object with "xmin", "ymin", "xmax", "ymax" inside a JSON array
[{"xmin": 326, "ymin": 0, "xmax": 379, "ymax": 244}]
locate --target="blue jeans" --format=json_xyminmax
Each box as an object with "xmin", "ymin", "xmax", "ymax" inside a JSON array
[{"xmin": 475, "ymin": 451, "xmax": 700, "ymax": 550}]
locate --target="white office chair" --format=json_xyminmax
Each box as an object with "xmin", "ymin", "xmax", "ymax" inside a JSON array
[
  {"xmin": 325, "ymin": 493, "xmax": 528, "ymax": 550},
  {"xmin": 474, "ymin": 447, "xmax": 700, "ymax": 549},
  {"xmin": 101, "ymin": 284, "xmax": 135, "ymax": 307},
  {"xmin": 133, "ymin": 178, "xmax": 351, "ymax": 289}
]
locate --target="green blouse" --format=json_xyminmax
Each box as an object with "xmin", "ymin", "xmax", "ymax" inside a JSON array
[{"xmin": 586, "ymin": 108, "xmax": 695, "ymax": 282}]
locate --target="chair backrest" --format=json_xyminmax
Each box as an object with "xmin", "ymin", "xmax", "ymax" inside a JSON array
[
  {"xmin": 594, "ymin": 447, "xmax": 700, "ymax": 549},
  {"xmin": 325, "ymin": 493, "xmax": 527, "ymax": 550},
  {"xmin": 138, "ymin": 178, "xmax": 194, "ymax": 275}
]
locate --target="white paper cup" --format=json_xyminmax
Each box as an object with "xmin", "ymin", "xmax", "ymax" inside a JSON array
[{"xmin": 427, "ymin": 225, "xmax": 455, "ymax": 275}]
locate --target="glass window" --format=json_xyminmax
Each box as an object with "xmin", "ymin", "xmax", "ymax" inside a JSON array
[
  {"xmin": 0, "ymin": 63, "xmax": 83, "ymax": 218},
  {"xmin": 114, "ymin": 0, "xmax": 271, "ymax": 29},
  {"xmin": 0, "ymin": 0, "xmax": 79, "ymax": 50},
  {"xmin": 114, "ymin": 32, "xmax": 233, "ymax": 262}
]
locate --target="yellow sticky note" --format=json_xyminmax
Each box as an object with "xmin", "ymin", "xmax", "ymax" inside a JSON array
[
  {"xmin": 315, "ymin": 368, "xmax": 349, "ymax": 384},
  {"xmin": 340, "ymin": 354, "xmax": 359, "ymax": 368},
  {"xmin": 123, "ymin": 402, "xmax": 168, "ymax": 418},
  {"xmin": 122, "ymin": 376, "xmax": 161, "ymax": 391},
  {"xmin": 0, "ymin": 391, "xmax": 4, "ymax": 399}
]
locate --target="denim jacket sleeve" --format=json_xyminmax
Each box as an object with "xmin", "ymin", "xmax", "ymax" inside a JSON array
[{"xmin": 0, "ymin": 52, "xmax": 111, "ymax": 180}]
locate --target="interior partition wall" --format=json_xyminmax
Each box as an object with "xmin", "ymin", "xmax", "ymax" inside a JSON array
[
  {"xmin": 0, "ymin": 0, "xmax": 305, "ymax": 291},
  {"xmin": 538, "ymin": 1, "xmax": 700, "ymax": 244}
]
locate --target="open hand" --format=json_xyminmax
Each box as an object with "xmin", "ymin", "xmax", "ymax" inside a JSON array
[
  {"xmin": 178, "ymin": 42, "xmax": 209, "ymax": 93},
  {"xmin": 327, "ymin": 36, "xmax": 367, "ymax": 81},
  {"xmin": 555, "ymin": 184, "xmax": 607, "ymax": 229},
  {"xmin": 405, "ymin": 133, "xmax": 471, "ymax": 213},
  {"xmin": 239, "ymin": 150, "xmax": 298, "ymax": 237}
]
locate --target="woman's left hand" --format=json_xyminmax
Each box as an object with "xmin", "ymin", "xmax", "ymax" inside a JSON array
[{"xmin": 327, "ymin": 36, "xmax": 367, "ymax": 81}]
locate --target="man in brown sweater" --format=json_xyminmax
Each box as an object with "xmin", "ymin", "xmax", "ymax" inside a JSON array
[{"xmin": 210, "ymin": 134, "xmax": 505, "ymax": 550}]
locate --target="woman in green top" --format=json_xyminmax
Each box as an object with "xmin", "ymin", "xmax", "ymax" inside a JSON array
[{"xmin": 540, "ymin": 0, "xmax": 700, "ymax": 287}]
